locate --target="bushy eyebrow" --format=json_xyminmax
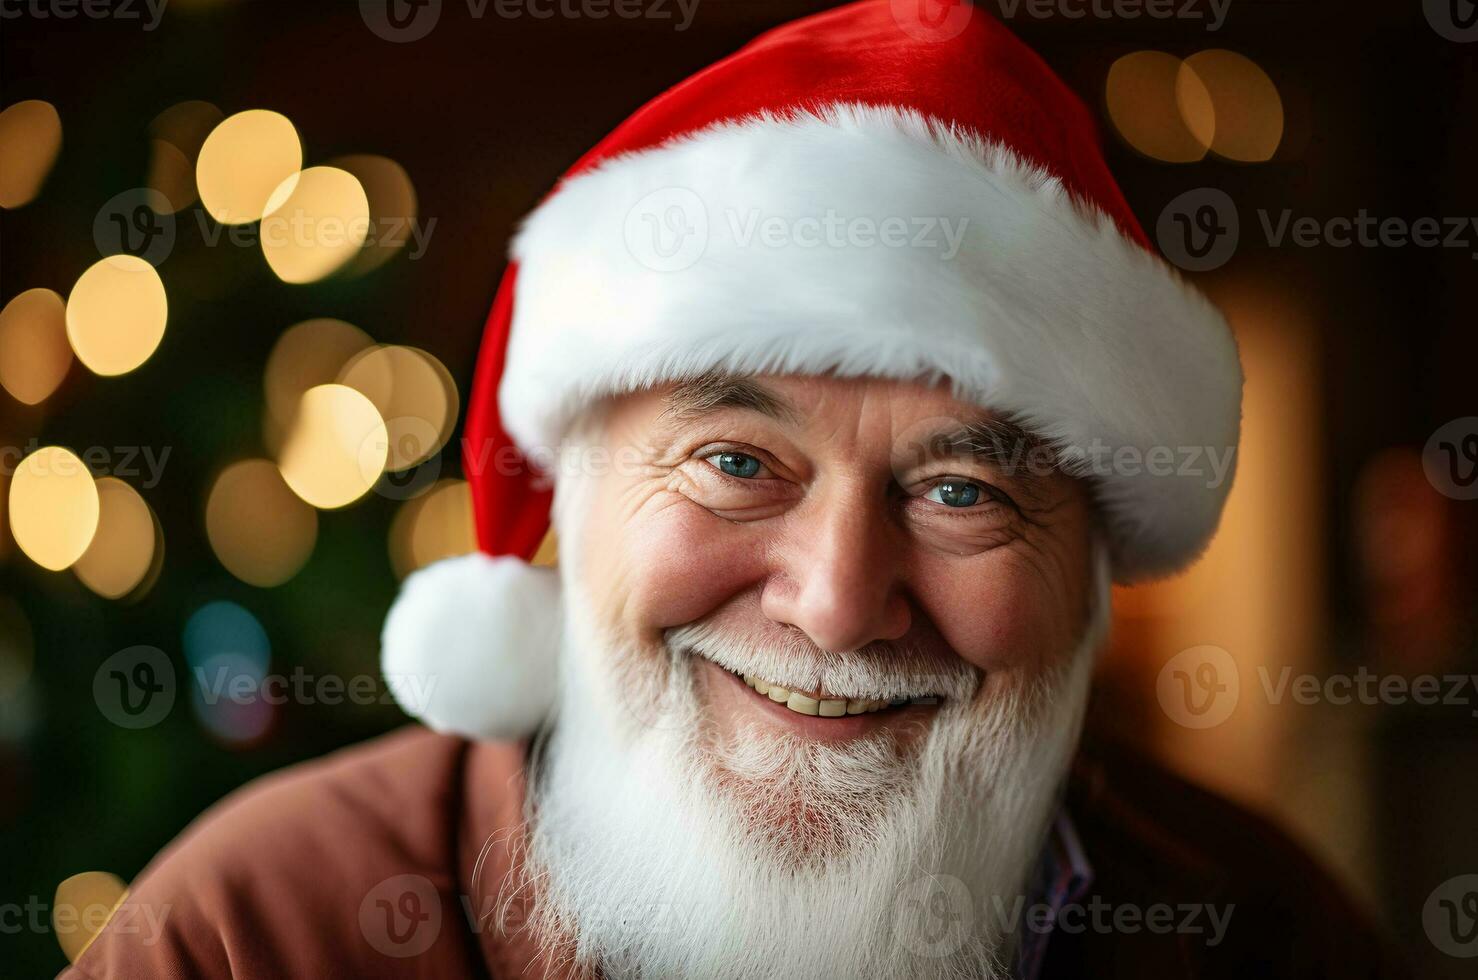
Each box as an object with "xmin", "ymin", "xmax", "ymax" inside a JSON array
[
  {"xmin": 933, "ymin": 416, "xmax": 1050, "ymax": 467},
  {"xmin": 660, "ymin": 373, "xmax": 800, "ymax": 427},
  {"xmin": 902, "ymin": 415, "xmax": 1061, "ymax": 504}
]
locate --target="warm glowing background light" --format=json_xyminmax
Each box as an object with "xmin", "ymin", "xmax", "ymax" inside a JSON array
[
  {"xmin": 195, "ymin": 109, "xmax": 303, "ymax": 225},
  {"xmin": 388, "ymin": 478, "xmax": 477, "ymax": 579},
  {"xmin": 276, "ymin": 384, "xmax": 388, "ymax": 509},
  {"xmin": 206, "ymin": 459, "xmax": 318, "ymax": 586},
  {"xmin": 146, "ymin": 100, "xmax": 224, "ymax": 213},
  {"xmin": 72, "ymin": 478, "xmax": 159, "ymax": 600},
  {"xmin": 65, "ymin": 256, "xmax": 168, "ymax": 376},
  {"xmin": 1106, "ymin": 49, "xmax": 1282, "ymax": 164},
  {"xmin": 338, "ymin": 344, "xmax": 458, "ymax": 471},
  {"xmin": 0, "ymin": 288, "xmax": 72, "ymax": 405},
  {"xmin": 9, "ymin": 447, "xmax": 100, "ymax": 571},
  {"xmin": 0, "ymin": 100, "xmax": 63, "ymax": 208},
  {"xmin": 1181, "ymin": 50, "xmax": 1284, "ymax": 162},
  {"xmin": 262, "ymin": 318, "xmax": 376, "ymax": 453},
  {"xmin": 260, "ymin": 166, "xmax": 371, "ymax": 284}
]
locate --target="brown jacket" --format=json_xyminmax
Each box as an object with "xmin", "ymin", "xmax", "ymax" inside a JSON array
[{"xmin": 60, "ymin": 727, "xmax": 1400, "ymax": 979}]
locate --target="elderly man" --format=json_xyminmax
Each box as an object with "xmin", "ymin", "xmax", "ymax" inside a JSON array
[{"xmin": 65, "ymin": 2, "xmax": 1394, "ymax": 978}]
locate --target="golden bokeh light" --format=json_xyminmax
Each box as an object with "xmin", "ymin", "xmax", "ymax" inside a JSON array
[
  {"xmin": 134, "ymin": 507, "xmax": 167, "ymax": 600},
  {"xmin": 146, "ymin": 139, "xmax": 196, "ymax": 213},
  {"xmin": 277, "ymin": 384, "xmax": 388, "ymax": 509},
  {"xmin": 1106, "ymin": 51, "xmax": 1212, "ymax": 163},
  {"xmin": 53, "ymin": 871, "xmax": 128, "ymax": 964},
  {"xmin": 9, "ymin": 447, "xmax": 99, "ymax": 571},
  {"xmin": 206, "ymin": 459, "xmax": 318, "ymax": 586},
  {"xmin": 338, "ymin": 345, "xmax": 458, "ymax": 471},
  {"xmin": 263, "ymin": 318, "xmax": 374, "ymax": 453},
  {"xmin": 388, "ymin": 479, "xmax": 476, "ymax": 578},
  {"xmin": 65, "ymin": 256, "xmax": 168, "ymax": 376},
  {"xmin": 0, "ymin": 467, "xmax": 10, "ymax": 564},
  {"xmin": 0, "ymin": 100, "xmax": 63, "ymax": 209},
  {"xmin": 73, "ymin": 478, "xmax": 157, "ymax": 599},
  {"xmin": 0, "ymin": 288, "xmax": 72, "ymax": 405},
  {"xmin": 147, "ymin": 100, "xmax": 224, "ymax": 213},
  {"xmin": 1182, "ymin": 50, "xmax": 1283, "ymax": 162},
  {"xmin": 260, "ymin": 166, "xmax": 370, "ymax": 284},
  {"xmin": 332, "ymin": 154, "xmax": 419, "ymax": 275},
  {"xmin": 195, "ymin": 109, "xmax": 302, "ymax": 225}
]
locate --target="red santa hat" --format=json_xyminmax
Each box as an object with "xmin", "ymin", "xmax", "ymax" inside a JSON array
[{"xmin": 382, "ymin": 0, "xmax": 1243, "ymax": 740}]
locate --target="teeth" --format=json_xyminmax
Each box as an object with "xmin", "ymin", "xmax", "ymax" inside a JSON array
[
  {"xmin": 730, "ymin": 668, "xmax": 937, "ymax": 718},
  {"xmin": 786, "ymin": 692, "xmax": 820, "ymax": 716}
]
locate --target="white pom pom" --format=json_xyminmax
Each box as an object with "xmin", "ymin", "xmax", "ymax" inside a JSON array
[{"xmin": 381, "ymin": 552, "xmax": 560, "ymax": 740}]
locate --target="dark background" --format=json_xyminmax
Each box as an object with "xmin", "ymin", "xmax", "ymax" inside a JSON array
[{"xmin": 3, "ymin": 0, "xmax": 1476, "ymax": 975}]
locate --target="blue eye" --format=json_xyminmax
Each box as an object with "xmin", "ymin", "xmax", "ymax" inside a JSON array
[
  {"xmin": 711, "ymin": 452, "xmax": 763, "ymax": 478},
  {"xmin": 926, "ymin": 480, "xmax": 983, "ymax": 507}
]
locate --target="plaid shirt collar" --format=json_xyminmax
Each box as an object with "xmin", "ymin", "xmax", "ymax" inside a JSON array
[{"xmin": 1012, "ymin": 808, "xmax": 1095, "ymax": 980}]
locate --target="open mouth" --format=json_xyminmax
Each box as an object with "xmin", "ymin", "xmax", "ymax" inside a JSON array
[{"xmin": 711, "ymin": 663, "xmax": 942, "ymax": 719}]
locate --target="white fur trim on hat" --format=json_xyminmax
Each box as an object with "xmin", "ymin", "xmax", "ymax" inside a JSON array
[
  {"xmin": 502, "ymin": 103, "xmax": 1242, "ymax": 581},
  {"xmin": 381, "ymin": 552, "xmax": 560, "ymax": 740}
]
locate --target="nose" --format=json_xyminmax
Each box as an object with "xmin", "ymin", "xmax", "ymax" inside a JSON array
[{"xmin": 760, "ymin": 497, "xmax": 913, "ymax": 653}]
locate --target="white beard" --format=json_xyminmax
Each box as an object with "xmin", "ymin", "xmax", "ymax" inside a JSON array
[{"xmin": 506, "ymin": 480, "xmax": 1110, "ymax": 980}]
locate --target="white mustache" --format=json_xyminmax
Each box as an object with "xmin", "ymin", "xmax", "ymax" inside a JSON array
[{"xmin": 665, "ymin": 620, "xmax": 980, "ymax": 703}]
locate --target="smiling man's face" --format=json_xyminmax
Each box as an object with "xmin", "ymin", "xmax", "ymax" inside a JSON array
[
  {"xmin": 515, "ymin": 373, "xmax": 1109, "ymax": 978},
  {"xmin": 577, "ymin": 372, "xmax": 1097, "ymax": 745}
]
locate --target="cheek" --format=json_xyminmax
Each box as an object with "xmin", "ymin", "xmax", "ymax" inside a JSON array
[
  {"xmin": 585, "ymin": 492, "xmax": 769, "ymax": 639},
  {"xmin": 912, "ymin": 553, "xmax": 1085, "ymax": 675}
]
